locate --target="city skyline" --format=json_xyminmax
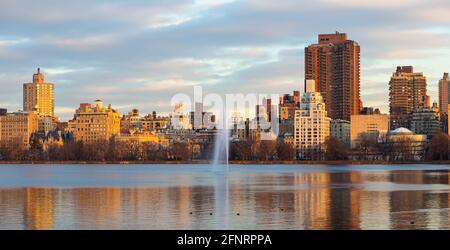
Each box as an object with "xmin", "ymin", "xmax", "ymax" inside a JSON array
[{"xmin": 0, "ymin": 0, "xmax": 449, "ymax": 121}]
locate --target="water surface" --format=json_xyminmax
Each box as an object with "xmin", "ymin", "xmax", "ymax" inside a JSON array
[{"xmin": 1, "ymin": 164, "xmax": 450, "ymax": 229}]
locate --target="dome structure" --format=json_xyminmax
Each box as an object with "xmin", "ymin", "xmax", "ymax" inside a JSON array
[{"xmin": 390, "ymin": 127, "xmax": 413, "ymax": 135}]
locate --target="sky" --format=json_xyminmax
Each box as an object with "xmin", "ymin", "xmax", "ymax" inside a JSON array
[{"xmin": 0, "ymin": 0, "xmax": 449, "ymax": 121}]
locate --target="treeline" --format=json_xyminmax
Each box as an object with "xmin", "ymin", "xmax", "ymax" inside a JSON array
[
  {"xmin": 0, "ymin": 138, "xmax": 214, "ymax": 161},
  {"xmin": 230, "ymin": 139, "xmax": 296, "ymax": 161},
  {"xmin": 327, "ymin": 132, "xmax": 449, "ymax": 161},
  {"xmin": 0, "ymin": 132, "xmax": 448, "ymax": 162}
]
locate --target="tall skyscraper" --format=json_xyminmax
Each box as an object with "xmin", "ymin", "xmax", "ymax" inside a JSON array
[
  {"xmin": 294, "ymin": 80, "xmax": 330, "ymax": 160},
  {"xmin": 23, "ymin": 68, "xmax": 54, "ymax": 117},
  {"xmin": 305, "ymin": 32, "xmax": 361, "ymax": 121},
  {"xmin": 439, "ymin": 72, "xmax": 450, "ymax": 115},
  {"xmin": 389, "ymin": 66, "xmax": 428, "ymax": 129}
]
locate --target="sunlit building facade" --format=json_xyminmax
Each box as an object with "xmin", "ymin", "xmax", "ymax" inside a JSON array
[
  {"xmin": 305, "ymin": 32, "xmax": 361, "ymax": 121},
  {"xmin": 0, "ymin": 111, "xmax": 39, "ymax": 148},
  {"xmin": 294, "ymin": 80, "xmax": 330, "ymax": 160},
  {"xmin": 70, "ymin": 100, "xmax": 120, "ymax": 143},
  {"xmin": 389, "ymin": 66, "xmax": 429, "ymax": 130},
  {"xmin": 439, "ymin": 72, "xmax": 450, "ymax": 115},
  {"xmin": 350, "ymin": 114, "xmax": 389, "ymax": 148},
  {"xmin": 23, "ymin": 68, "xmax": 54, "ymax": 117}
]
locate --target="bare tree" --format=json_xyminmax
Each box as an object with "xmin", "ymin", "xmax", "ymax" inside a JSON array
[
  {"xmin": 276, "ymin": 141, "xmax": 296, "ymax": 160},
  {"xmin": 426, "ymin": 133, "xmax": 449, "ymax": 161},
  {"xmin": 354, "ymin": 133, "xmax": 380, "ymax": 160},
  {"xmin": 258, "ymin": 140, "xmax": 277, "ymax": 160},
  {"xmin": 324, "ymin": 137, "xmax": 349, "ymax": 160}
]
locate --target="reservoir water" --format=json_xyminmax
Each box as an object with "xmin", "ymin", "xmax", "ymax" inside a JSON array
[{"xmin": 1, "ymin": 164, "xmax": 450, "ymax": 229}]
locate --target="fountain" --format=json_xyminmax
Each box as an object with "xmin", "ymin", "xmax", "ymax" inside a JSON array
[
  {"xmin": 211, "ymin": 111, "xmax": 230, "ymax": 229},
  {"xmin": 212, "ymin": 127, "xmax": 230, "ymax": 167},
  {"xmin": 212, "ymin": 111, "xmax": 230, "ymax": 167}
]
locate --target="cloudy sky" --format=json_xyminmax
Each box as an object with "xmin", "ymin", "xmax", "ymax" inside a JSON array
[{"xmin": 0, "ymin": 0, "xmax": 449, "ymax": 120}]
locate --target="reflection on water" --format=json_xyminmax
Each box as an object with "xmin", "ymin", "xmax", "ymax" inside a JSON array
[{"xmin": 1, "ymin": 165, "xmax": 450, "ymax": 229}]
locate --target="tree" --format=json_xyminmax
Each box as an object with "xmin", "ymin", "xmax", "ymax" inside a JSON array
[
  {"xmin": 276, "ymin": 141, "xmax": 296, "ymax": 160},
  {"xmin": 354, "ymin": 132, "xmax": 380, "ymax": 160},
  {"xmin": 0, "ymin": 139, "xmax": 26, "ymax": 160},
  {"xmin": 230, "ymin": 138, "xmax": 254, "ymax": 161},
  {"xmin": 426, "ymin": 133, "xmax": 449, "ymax": 161},
  {"xmin": 324, "ymin": 137, "xmax": 349, "ymax": 160},
  {"xmin": 169, "ymin": 142, "xmax": 191, "ymax": 160},
  {"xmin": 27, "ymin": 136, "xmax": 44, "ymax": 160},
  {"xmin": 257, "ymin": 140, "xmax": 277, "ymax": 160}
]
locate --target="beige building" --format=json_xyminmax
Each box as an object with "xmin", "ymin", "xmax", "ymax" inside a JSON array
[
  {"xmin": 0, "ymin": 111, "xmax": 39, "ymax": 148},
  {"xmin": 387, "ymin": 127, "xmax": 426, "ymax": 161},
  {"xmin": 141, "ymin": 115, "xmax": 169, "ymax": 131},
  {"xmin": 294, "ymin": 80, "xmax": 330, "ymax": 160},
  {"xmin": 23, "ymin": 68, "xmax": 54, "ymax": 117},
  {"xmin": 120, "ymin": 109, "xmax": 169, "ymax": 133},
  {"xmin": 70, "ymin": 100, "xmax": 120, "ymax": 143},
  {"xmin": 350, "ymin": 114, "xmax": 389, "ymax": 148},
  {"xmin": 115, "ymin": 131, "xmax": 160, "ymax": 143},
  {"xmin": 38, "ymin": 116, "xmax": 56, "ymax": 134},
  {"xmin": 439, "ymin": 73, "xmax": 450, "ymax": 115}
]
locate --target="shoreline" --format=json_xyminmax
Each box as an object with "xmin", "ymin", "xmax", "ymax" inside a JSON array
[{"xmin": 0, "ymin": 160, "xmax": 449, "ymax": 165}]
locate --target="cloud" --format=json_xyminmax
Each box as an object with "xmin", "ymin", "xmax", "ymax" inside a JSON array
[{"xmin": 0, "ymin": 0, "xmax": 449, "ymax": 120}]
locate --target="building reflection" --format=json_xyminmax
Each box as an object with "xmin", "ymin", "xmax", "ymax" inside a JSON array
[
  {"xmin": 24, "ymin": 188, "xmax": 55, "ymax": 230},
  {"xmin": 71, "ymin": 188, "xmax": 121, "ymax": 229},
  {"xmin": 2, "ymin": 169, "xmax": 450, "ymax": 229}
]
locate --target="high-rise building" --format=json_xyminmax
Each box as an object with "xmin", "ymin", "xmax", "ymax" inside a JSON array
[
  {"xmin": 23, "ymin": 68, "xmax": 54, "ymax": 117},
  {"xmin": 305, "ymin": 32, "xmax": 361, "ymax": 121},
  {"xmin": 389, "ymin": 66, "xmax": 428, "ymax": 129},
  {"xmin": 69, "ymin": 100, "xmax": 120, "ymax": 143},
  {"xmin": 410, "ymin": 102, "xmax": 441, "ymax": 138},
  {"xmin": 448, "ymin": 104, "xmax": 450, "ymax": 135},
  {"xmin": 0, "ymin": 111, "xmax": 39, "ymax": 148},
  {"xmin": 439, "ymin": 72, "xmax": 450, "ymax": 115},
  {"xmin": 294, "ymin": 80, "xmax": 330, "ymax": 160},
  {"xmin": 350, "ymin": 113, "xmax": 389, "ymax": 148},
  {"xmin": 279, "ymin": 91, "xmax": 300, "ymax": 137}
]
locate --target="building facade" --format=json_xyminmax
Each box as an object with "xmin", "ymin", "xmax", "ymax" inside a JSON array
[
  {"xmin": 279, "ymin": 92, "xmax": 300, "ymax": 138},
  {"xmin": 70, "ymin": 100, "xmax": 120, "ymax": 143},
  {"xmin": 23, "ymin": 68, "xmax": 54, "ymax": 117},
  {"xmin": 389, "ymin": 66, "xmax": 428, "ymax": 130},
  {"xmin": 305, "ymin": 32, "xmax": 361, "ymax": 121},
  {"xmin": 330, "ymin": 119, "xmax": 350, "ymax": 146},
  {"xmin": 439, "ymin": 72, "xmax": 450, "ymax": 115},
  {"xmin": 0, "ymin": 111, "xmax": 39, "ymax": 148},
  {"xmin": 410, "ymin": 103, "xmax": 441, "ymax": 138},
  {"xmin": 294, "ymin": 80, "xmax": 330, "ymax": 160},
  {"xmin": 350, "ymin": 114, "xmax": 389, "ymax": 148},
  {"xmin": 387, "ymin": 127, "xmax": 426, "ymax": 161}
]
